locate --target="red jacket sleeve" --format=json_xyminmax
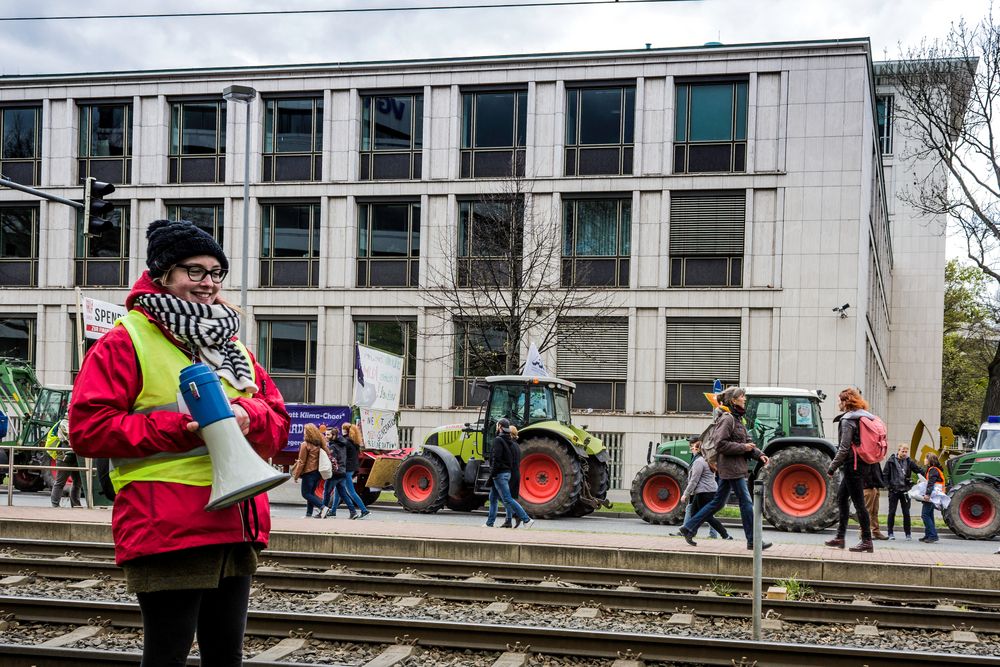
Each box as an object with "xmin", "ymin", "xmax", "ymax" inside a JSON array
[
  {"xmin": 68, "ymin": 326, "xmax": 204, "ymax": 459},
  {"xmin": 232, "ymin": 354, "xmax": 290, "ymax": 459}
]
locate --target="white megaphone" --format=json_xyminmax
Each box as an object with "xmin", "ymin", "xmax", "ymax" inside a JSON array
[{"xmin": 180, "ymin": 363, "xmax": 289, "ymax": 511}]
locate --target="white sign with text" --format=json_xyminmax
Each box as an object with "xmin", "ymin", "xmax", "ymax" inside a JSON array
[
  {"xmin": 353, "ymin": 343, "xmax": 404, "ymax": 412},
  {"xmin": 359, "ymin": 408, "xmax": 400, "ymax": 450},
  {"xmin": 82, "ymin": 296, "xmax": 127, "ymax": 340}
]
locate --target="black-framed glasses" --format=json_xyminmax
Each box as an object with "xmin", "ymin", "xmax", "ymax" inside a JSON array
[{"xmin": 174, "ymin": 263, "xmax": 228, "ymax": 283}]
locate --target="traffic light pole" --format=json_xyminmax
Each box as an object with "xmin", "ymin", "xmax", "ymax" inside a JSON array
[{"xmin": 0, "ymin": 176, "xmax": 84, "ymax": 210}]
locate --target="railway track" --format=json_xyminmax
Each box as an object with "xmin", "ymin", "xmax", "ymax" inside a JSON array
[{"xmin": 0, "ymin": 595, "xmax": 996, "ymax": 667}]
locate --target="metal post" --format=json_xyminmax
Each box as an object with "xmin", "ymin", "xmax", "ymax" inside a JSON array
[
  {"xmin": 240, "ymin": 101, "xmax": 251, "ymax": 341},
  {"xmin": 752, "ymin": 479, "xmax": 764, "ymax": 640}
]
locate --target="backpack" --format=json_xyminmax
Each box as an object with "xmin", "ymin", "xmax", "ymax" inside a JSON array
[
  {"xmin": 854, "ymin": 415, "xmax": 888, "ymax": 464},
  {"xmin": 318, "ymin": 448, "xmax": 335, "ymax": 480},
  {"xmin": 699, "ymin": 411, "xmax": 732, "ymax": 468}
]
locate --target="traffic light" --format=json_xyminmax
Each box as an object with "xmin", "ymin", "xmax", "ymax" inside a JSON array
[{"xmin": 84, "ymin": 177, "xmax": 116, "ymax": 235}]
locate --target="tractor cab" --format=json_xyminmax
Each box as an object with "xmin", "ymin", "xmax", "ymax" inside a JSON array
[
  {"xmin": 744, "ymin": 389, "xmax": 826, "ymax": 446},
  {"xmin": 480, "ymin": 375, "xmax": 574, "ymax": 448}
]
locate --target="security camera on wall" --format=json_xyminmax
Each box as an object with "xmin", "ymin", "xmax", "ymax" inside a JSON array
[{"xmin": 832, "ymin": 303, "xmax": 850, "ymax": 318}]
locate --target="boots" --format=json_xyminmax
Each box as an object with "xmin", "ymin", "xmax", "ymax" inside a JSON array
[
  {"xmin": 824, "ymin": 537, "xmax": 846, "ymax": 548},
  {"xmin": 849, "ymin": 539, "xmax": 874, "ymax": 553}
]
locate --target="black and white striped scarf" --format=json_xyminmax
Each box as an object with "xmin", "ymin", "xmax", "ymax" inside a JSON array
[{"xmin": 137, "ymin": 294, "xmax": 258, "ymax": 394}]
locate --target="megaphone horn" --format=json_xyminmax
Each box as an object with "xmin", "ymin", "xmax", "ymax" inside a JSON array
[{"xmin": 180, "ymin": 363, "xmax": 289, "ymax": 511}]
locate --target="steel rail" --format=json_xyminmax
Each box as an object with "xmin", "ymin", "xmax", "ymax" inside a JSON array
[
  {"xmin": 3, "ymin": 554, "xmax": 1000, "ymax": 634},
  {"xmin": 0, "ymin": 595, "xmax": 996, "ymax": 667},
  {"xmin": 2, "ymin": 536, "xmax": 996, "ymax": 607}
]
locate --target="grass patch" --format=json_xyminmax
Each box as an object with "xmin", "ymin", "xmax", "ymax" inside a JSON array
[
  {"xmin": 774, "ymin": 574, "xmax": 813, "ymax": 600},
  {"xmin": 709, "ymin": 579, "xmax": 736, "ymax": 597}
]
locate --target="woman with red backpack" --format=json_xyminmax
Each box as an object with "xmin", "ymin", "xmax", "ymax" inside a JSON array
[{"xmin": 825, "ymin": 387, "xmax": 875, "ymax": 553}]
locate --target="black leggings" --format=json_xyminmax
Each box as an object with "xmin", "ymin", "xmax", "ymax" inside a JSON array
[
  {"xmin": 835, "ymin": 471, "xmax": 871, "ymax": 540},
  {"xmin": 691, "ymin": 491, "xmax": 730, "ymax": 538},
  {"xmin": 136, "ymin": 575, "xmax": 252, "ymax": 667}
]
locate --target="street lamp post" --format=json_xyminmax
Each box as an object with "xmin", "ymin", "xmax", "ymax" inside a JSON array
[{"xmin": 222, "ymin": 84, "xmax": 257, "ymax": 342}]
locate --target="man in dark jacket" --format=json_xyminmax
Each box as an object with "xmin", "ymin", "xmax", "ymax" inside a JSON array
[
  {"xmin": 484, "ymin": 419, "xmax": 534, "ymax": 528},
  {"xmin": 882, "ymin": 443, "xmax": 921, "ymax": 540}
]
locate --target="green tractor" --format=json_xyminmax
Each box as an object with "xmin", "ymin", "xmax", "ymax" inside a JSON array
[
  {"xmin": 943, "ymin": 416, "xmax": 1000, "ymax": 539},
  {"xmin": 630, "ymin": 387, "xmax": 839, "ymax": 532},
  {"xmin": 394, "ymin": 375, "xmax": 610, "ymax": 518}
]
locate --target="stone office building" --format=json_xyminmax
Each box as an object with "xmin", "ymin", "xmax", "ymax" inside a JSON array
[{"xmin": 0, "ymin": 37, "xmax": 948, "ymax": 490}]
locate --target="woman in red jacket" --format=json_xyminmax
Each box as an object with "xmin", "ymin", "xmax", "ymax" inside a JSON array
[{"xmin": 69, "ymin": 219, "xmax": 290, "ymax": 667}]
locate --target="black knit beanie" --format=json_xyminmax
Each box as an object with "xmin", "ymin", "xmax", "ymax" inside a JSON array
[{"xmin": 146, "ymin": 219, "xmax": 228, "ymax": 278}]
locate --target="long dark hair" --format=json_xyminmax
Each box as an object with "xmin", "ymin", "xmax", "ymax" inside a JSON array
[{"xmin": 925, "ymin": 452, "xmax": 940, "ymax": 468}]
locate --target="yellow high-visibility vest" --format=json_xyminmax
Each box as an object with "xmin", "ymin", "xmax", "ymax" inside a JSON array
[
  {"xmin": 109, "ymin": 309, "xmax": 254, "ymax": 492},
  {"xmin": 44, "ymin": 423, "xmax": 61, "ymax": 461}
]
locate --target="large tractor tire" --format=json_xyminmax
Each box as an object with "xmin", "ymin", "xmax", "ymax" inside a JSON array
[
  {"xmin": 759, "ymin": 446, "xmax": 838, "ymax": 532},
  {"xmin": 353, "ymin": 474, "xmax": 381, "ymax": 506},
  {"xmin": 446, "ymin": 490, "xmax": 487, "ymax": 512},
  {"xmin": 630, "ymin": 461, "xmax": 687, "ymax": 525},
  {"xmin": 566, "ymin": 456, "xmax": 610, "ymax": 517},
  {"xmin": 393, "ymin": 454, "xmax": 448, "ymax": 513},
  {"xmin": 518, "ymin": 437, "xmax": 583, "ymax": 518},
  {"xmin": 945, "ymin": 481, "xmax": 1000, "ymax": 539}
]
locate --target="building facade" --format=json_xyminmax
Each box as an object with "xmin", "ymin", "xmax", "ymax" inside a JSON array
[{"xmin": 0, "ymin": 39, "xmax": 945, "ymax": 491}]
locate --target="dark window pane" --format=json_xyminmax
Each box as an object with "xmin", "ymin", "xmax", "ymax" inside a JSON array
[
  {"xmin": 474, "ymin": 93, "xmax": 515, "ymax": 148},
  {"xmin": 735, "ymin": 82, "xmax": 748, "ymax": 141},
  {"xmin": 689, "ymin": 84, "xmax": 734, "ymax": 141},
  {"xmin": 88, "ymin": 159, "xmax": 125, "ymax": 185},
  {"xmin": 0, "ymin": 208, "xmax": 35, "ymax": 258},
  {"xmin": 734, "ymin": 142, "xmax": 746, "ymax": 172},
  {"xmin": 0, "ymin": 317, "xmax": 32, "ymax": 361},
  {"xmin": 460, "ymin": 151, "xmax": 471, "ymax": 178},
  {"xmin": 623, "ymin": 87, "xmax": 635, "ymax": 144},
  {"xmin": 572, "ymin": 381, "xmax": 613, "ymax": 410},
  {"xmin": 3, "ymin": 108, "xmax": 36, "ymax": 159},
  {"xmin": 517, "ymin": 91, "xmax": 527, "ymax": 147},
  {"xmin": 566, "ymin": 90, "xmax": 577, "ymax": 144},
  {"xmin": 579, "ymin": 88, "xmax": 622, "ymax": 145},
  {"xmin": 370, "ymin": 204, "xmax": 410, "ymax": 257},
  {"xmin": 673, "ymin": 145, "xmax": 685, "ymax": 173},
  {"xmin": 271, "ymin": 206, "xmax": 312, "ymax": 257},
  {"xmin": 373, "ymin": 96, "xmax": 414, "ymax": 150},
  {"xmin": 577, "ymin": 147, "xmax": 621, "ymax": 176},
  {"xmin": 674, "ymin": 85, "xmax": 687, "ymax": 141},
  {"xmin": 89, "ymin": 106, "xmax": 126, "ymax": 157},
  {"xmin": 181, "ymin": 104, "xmax": 219, "ymax": 154},
  {"xmin": 574, "ymin": 259, "xmax": 617, "ymax": 286},
  {"xmin": 683, "ymin": 257, "xmax": 729, "ymax": 286},
  {"xmin": 179, "ymin": 157, "xmax": 217, "ymax": 183},
  {"xmin": 687, "ymin": 144, "xmax": 733, "ymax": 172},
  {"xmin": 574, "ymin": 200, "xmax": 619, "ymax": 256},
  {"xmin": 0, "ymin": 261, "xmax": 32, "ymax": 286},
  {"xmin": 268, "ymin": 322, "xmax": 308, "ymax": 373},
  {"xmin": 622, "ymin": 147, "xmax": 633, "ymax": 174},
  {"xmin": 473, "ymin": 150, "xmax": 514, "ymax": 178},
  {"xmin": 80, "ymin": 260, "xmax": 121, "ymax": 286},
  {"xmin": 670, "ymin": 257, "xmax": 683, "ymax": 286},
  {"xmin": 273, "ymin": 377, "xmax": 305, "ymax": 403},
  {"xmin": 667, "ymin": 383, "xmax": 678, "ymax": 411},
  {"xmin": 271, "ymin": 260, "xmax": 309, "ymax": 286},
  {"xmin": 564, "ymin": 148, "xmax": 576, "ymax": 176},
  {"xmin": 369, "ymin": 260, "xmax": 409, "ymax": 286},
  {"xmin": 275, "ymin": 99, "xmax": 313, "ymax": 153},
  {"xmin": 614, "ymin": 382, "xmax": 626, "ymax": 411},
  {"xmin": 1, "ymin": 161, "xmax": 34, "ymax": 186},
  {"xmin": 372, "ymin": 153, "xmax": 412, "ymax": 179},
  {"xmin": 731, "ymin": 257, "xmax": 743, "ymax": 286},
  {"xmin": 274, "ymin": 155, "xmax": 312, "ymax": 181},
  {"xmin": 680, "ymin": 382, "xmax": 714, "ymax": 412}
]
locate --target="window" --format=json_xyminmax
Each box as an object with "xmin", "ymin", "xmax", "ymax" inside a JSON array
[
  {"xmin": 75, "ymin": 204, "xmax": 130, "ymax": 287},
  {"xmin": 355, "ymin": 319, "xmax": 418, "ymax": 407},
  {"xmin": 259, "ymin": 203, "xmax": 320, "ymax": 287},
  {"xmin": 460, "ymin": 90, "xmax": 527, "ymax": 178},
  {"xmin": 876, "ymin": 95, "xmax": 893, "ymax": 155},
  {"xmin": 665, "ymin": 318, "xmax": 740, "ymax": 413},
  {"xmin": 70, "ymin": 318, "xmax": 99, "ymax": 381},
  {"xmin": 78, "ymin": 103, "xmax": 132, "ymax": 184},
  {"xmin": 0, "ymin": 205, "xmax": 38, "ymax": 286},
  {"xmin": 565, "ymin": 86, "xmax": 634, "ymax": 176},
  {"xmin": 457, "ymin": 199, "xmax": 523, "ymax": 287},
  {"xmin": 1, "ymin": 106, "xmax": 41, "ymax": 185},
  {"xmin": 360, "ymin": 94, "xmax": 422, "ymax": 180},
  {"xmin": 170, "ymin": 101, "xmax": 226, "ymax": 183},
  {"xmin": 357, "ymin": 201, "xmax": 420, "ymax": 288},
  {"xmin": 256, "ymin": 319, "xmax": 317, "ymax": 403},
  {"xmin": 674, "ymin": 80, "xmax": 747, "ymax": 173},
  {"xmin": 0, "ymin": 316, "xmax": 35, "ymax": 363},
  {"xmin": 562, "ymin": 197, "xmax": 630, "ymax": 287},
  {"xmin": 556, "ymin": 318, "xmax": 628, "ymax": 411},
  {"xmin": 166, "ymin": 203, "xmax": 224, "ymax": 245},
  {"xmin": 669, "ymin": 191, "xmax": 744, "ymax": 287},
  {"xmin": 264, "ymin": 98, "xmax": 323, "ymax": 182},
  {"xmin": 454, "ymin": 321, "xmax": 510, "ymax": 407}
]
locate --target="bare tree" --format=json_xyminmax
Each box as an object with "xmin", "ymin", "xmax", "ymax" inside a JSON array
[
  {"xmin": 885, "ymin": 8, "xmax": 1000, "ymax": 419},
  {"xmin": 423, "ymin": 173, "xmax": 621, "ymax": 383}
]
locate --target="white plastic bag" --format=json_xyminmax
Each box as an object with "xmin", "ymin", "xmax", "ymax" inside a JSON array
[
  {"xmin": 318, "ymin": 449, "xmax": 333, "ymax": 480},
  {"xmin": 930, "ymin": 482, "xmax": 950, "ymax": 510},
  {"xmin": 907, "ymin": 476, "xmax": 927, "ymax": 501}
]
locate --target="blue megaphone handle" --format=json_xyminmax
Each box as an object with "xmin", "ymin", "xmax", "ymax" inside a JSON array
[{"xmin": 179, "ymin": 363, "xmax": 235, "ymax": 428}]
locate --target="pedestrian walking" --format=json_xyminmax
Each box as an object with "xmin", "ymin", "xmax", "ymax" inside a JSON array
[
  {"xmin": 883, "ymin": 443, "xmax": 921, "ymax": 540},
  {"xmin": 862, "ymin": 458, "xmax": 888, "ymax": 540},
  {"xmin": 46, "ymin": 419, "xmax": 83, "ymax": 508},
  {"xmin": 484, "ymin": 418, "xmax": 534, "ymax": 528},
  {"xmin": 919, "ymin": 453, "xmax": 944, "ymax": 544},
  {"xmin": 825, "ymin": 388, "xmax": 874, "ymax": 553},
  {"xmin": 674, "ymin": 437, "xmax": 721, "ymax": 539},
  {"xmin": 678, "ymin": 388, "xmax": 771, "ymax": 550},
  {"xmin": 292, "ymin": 423, "xmax": 331, "ymax": 518},
  {"xmin": 680, "ymin": 439, "xmax": 732, "ymax": 540},
  {"xmin": 322, "ymin": 422, "xmax": 368, "ymax": 519},
  {"xmin": 68, "ymin": 218, "xmax": 290, "ymax": 667}
]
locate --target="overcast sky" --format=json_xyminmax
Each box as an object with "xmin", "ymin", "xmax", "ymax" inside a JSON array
[{"xmin": 0, "ymin": 0, "xmax": 991, "ymax": 76}]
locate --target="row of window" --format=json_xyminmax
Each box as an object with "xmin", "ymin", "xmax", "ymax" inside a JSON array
[
  {"xmin": 1, "ymin": 314, "xmax": 738, "ymax": 412},
  {"xmin": 1, "ymin": 81, "xmax": 766, "ymax": 188},
  {"xmin": 0, "ymin": 190, "xmax": 745, "ymax": 289}
]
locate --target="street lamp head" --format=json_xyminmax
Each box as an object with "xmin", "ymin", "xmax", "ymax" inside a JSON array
[{"xmin": 223, "ymin": 85, "xmax": 257, "ymax": 103}]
